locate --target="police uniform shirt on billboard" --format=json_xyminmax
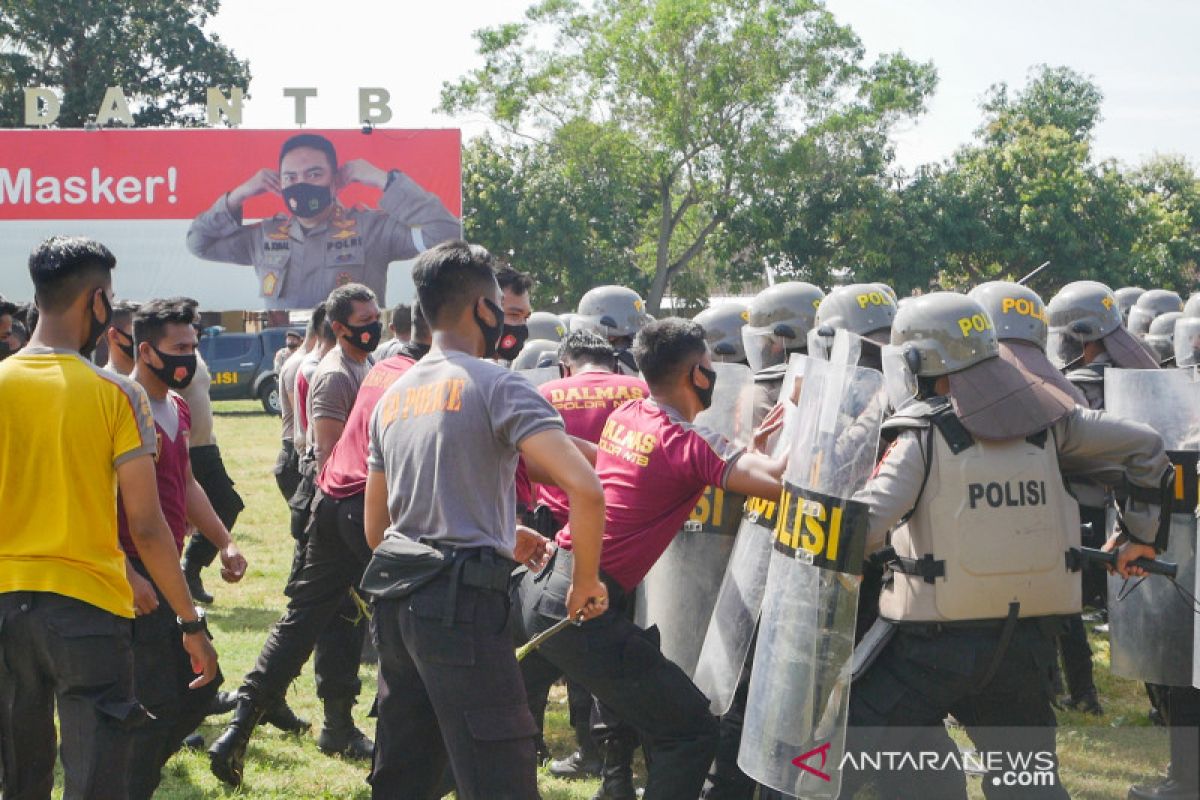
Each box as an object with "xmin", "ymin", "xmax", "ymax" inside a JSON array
[{"xmin": 187, "ymin": 172, "xmax": 460, "ymax": 309}]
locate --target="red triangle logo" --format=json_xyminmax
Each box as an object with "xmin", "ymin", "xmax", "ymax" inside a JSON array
[{"xmin": 791, "ymin": 741, "xmax": 832, "ymax": 782}]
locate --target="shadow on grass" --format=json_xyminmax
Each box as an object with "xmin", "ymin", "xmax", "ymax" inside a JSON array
[
  {"xmin": 214, "ymin": 409, "xmax": 275, "ymax": 418},
  {"xmin": 208, "ymin": 605, "xmax": 283, "ymax": 633}
]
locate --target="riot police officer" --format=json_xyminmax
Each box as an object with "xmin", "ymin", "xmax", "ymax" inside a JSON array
[
  {"xmin": 1145, "ymin": 311, "xmax": 1183, "ymax": 366},
  {"xmin": 695, "ymin": 303, "xmax": 749, "ymax": 365},
  {"xmin": 841, "ymin": 292, "xmax": 1169, "ymax": 798},
  {"xmin": 572, "ymin": 285, "xmax": 650, "ymax": 374},
  {"xmin": 528, "ymin": 310, "xmax": 568, "ymax": 343},
  {"xmin": 808, "ymin": 283, "xmax": 897, "ymax": 370},
  {"xmin": 741, "ymin": 281, "xmax": 824, "ymax": 424}
]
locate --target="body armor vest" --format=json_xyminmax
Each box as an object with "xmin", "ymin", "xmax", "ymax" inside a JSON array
[{"xmin": 880, "ymin": 405, "xmax": 1081, "ymax": 622}]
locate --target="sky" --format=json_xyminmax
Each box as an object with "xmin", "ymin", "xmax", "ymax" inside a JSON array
[{"xmin": 208, "ymin": 0, "xmax": 1200, "ymax": 172}]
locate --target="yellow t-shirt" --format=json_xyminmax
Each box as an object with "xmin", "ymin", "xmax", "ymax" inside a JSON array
[{"xmin": 0, "ymin": 347, "xmax": 156, "ymax": 618}]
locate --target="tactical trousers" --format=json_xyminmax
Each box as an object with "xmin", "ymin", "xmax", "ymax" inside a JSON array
[
  {"xmin": 1056, "ymin": 613, "xmax": 1096, "ymax": 700},
  {"xmin": 518, "ymin": 549, "xmax": 719, "ymax": 800},
  {"xmin": 370, "ymin": 561, "xmax": 540, "ymax": 800},
  {"xmin": 843, "ymin": 618, "xmax": 1069, "ymax": 800},
  {"xmin": 703, "ymin": 636, "xmax": 756, "ymax": 800},
  {"xmin": 126, "ymin": 560, "xmax": 222, "ymax": 800},
  {"xmin": 242, "ymin": 492, "xmax": 370, "ymax": 705},
  {"xmin": 181, "ymin": 444, "xmax": 245, "ymax": 569},
  {"xmin": 274, "ymin": 439, "xmax": 302, "ymax": 502},
  {"xmin": 0, "ymin": 591, "xmax": 143, "ymax": 800}
]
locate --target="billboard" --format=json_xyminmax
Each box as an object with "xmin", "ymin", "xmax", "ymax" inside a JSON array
[{"xmin": 0, "ymin": 128, "xmax": 461, "ymax": 311}]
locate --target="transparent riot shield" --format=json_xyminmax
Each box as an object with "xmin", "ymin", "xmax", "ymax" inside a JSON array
[
  {"xmin": 1105, "ymin": 367, "xmax": 1200, "ymax": 686},
  {"xmin": 737, "ymin": 356, "xmax": 887, "ymax": 797},
  {"xmin": 636, "ymin": 363, "xmax": 755, "ymax": 676},
  {"xmin": 694, "ymin": 354, "xmax": 808, "ymax": 713}
]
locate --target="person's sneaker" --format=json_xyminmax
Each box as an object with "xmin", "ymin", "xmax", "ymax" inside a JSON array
[
  {"xmin": 549, "ymin": 749, "xmax": 603, "ymax": 779},
  {"xmin": 1128, "ymin": 777, "xmax": 1200, "ymax": 799},
  {"xmin": 1095, "ymin": 623, "xmax": 1110, "ymax": 634},
  {"xmin": 1059, "ymin": 691, "xmax": 1103, "ymax": 716}
]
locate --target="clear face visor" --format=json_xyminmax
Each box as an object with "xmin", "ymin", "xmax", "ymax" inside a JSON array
[
  {"xmin": 881, "ymin": 344, "xmax": 919, "ymax": 412},
  {"xmin": 1174, "ymin": 318, "xmax": 1200, "ymax": 367},
  {"xmin": 1046, "ymin": 328, "xmax": 1085, "ymax": 369},
  {"xmin": 742, "ymin": 324, "xmax": 799, "ymax": 372},
  {"xmin": 805, "ymin": 327, "xmax": 831, "ymax": 362}
]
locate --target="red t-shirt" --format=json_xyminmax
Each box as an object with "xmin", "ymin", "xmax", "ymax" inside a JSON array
[
  {"xmin": 318, "ymin": 355, "xmax": 416, "ymax": 499},
  {"xmin": 119, "ymin": 393, "xmax": 192, "ymax": 557},
  {"xmin": 535, "ymin": 371, "xmax": 649, "ymax": 528},
  {"xmin": 556, "ymin": 398, "xmax": 740, "ymax": 590}
]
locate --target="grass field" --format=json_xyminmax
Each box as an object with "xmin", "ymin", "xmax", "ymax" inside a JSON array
[{"xmin": 79, "ymin": 400, "xmax": 1172, "ymax": 798}]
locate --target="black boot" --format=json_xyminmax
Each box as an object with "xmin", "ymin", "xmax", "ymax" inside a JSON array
[
  {"xmin": 316, "ymin": 696, "xmax": 374, "ymax": 760},
  {"xmin": 208, "ymin": 696, "xmax": 265, "ymax": 787},
  {"xmin": 1128, "ymin": 770, "xmax": 1199, "ymax": 799},
  {"xmin": 182, "ymin": 556, "xmax": 214, "ymax": 605},
  {"xmin": 1059, "ymin": 689, "xmax": 1103, "ymax": 715},
  {"xmin": 592, "ymin": 737, "xmax": 637, "ymax": 800},
  {"xmin": 263, "ymin": 698, "xmax": 312, "ymax": 734},
  {"xmin": 208, "ymin": 690, "xmax": 238, "ymax": 716},
  {"xmin": 549, "ymin": 748, "xmax": 603, "ymax": 779}
]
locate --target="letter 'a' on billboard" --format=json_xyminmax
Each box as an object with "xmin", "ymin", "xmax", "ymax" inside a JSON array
[{"xmin": 0, "ymin": 129, "xmax": 463, "ymax": 312}]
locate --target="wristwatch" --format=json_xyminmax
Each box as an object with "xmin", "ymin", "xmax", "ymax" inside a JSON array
[{"xmin": 178, "ymin": 607, "xmax": 208, "ymax": 635}]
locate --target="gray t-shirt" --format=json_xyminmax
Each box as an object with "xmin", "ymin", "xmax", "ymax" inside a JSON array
[
  {"xmin": 279, "ymin": 348, "xmax": 305, "ymax": 444},
  {"xmin": 310, "ymin": 347, "xmax": 372, "ymax": 424},
  {"xmin": 368, "ymin": 347, "xmax": 563, "ymax": 556},
  {"xmin": 178, "ymin": 353, "xmax": 214, "ymax": 447}
]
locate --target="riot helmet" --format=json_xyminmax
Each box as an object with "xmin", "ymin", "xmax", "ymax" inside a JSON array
[
  {"xmin": 741, "ymin": 281, "xmax": 824, "ymax": 372},
  {"xmin": 527, "ymin": 311, "xmax": 567, "ymax": 342},
  {"xmin": 1145, "ymin": 311, "xmax": 1183, "ymax": 365},
  {"xmin": 1173, "ymin": 316, "xmax": 1200, "ymax": 367},
  {"xmin": 694, "ymin": 303, "xmax": 749, "ymax": 364},
  {"xmin": 511, "ymin": 339, "xmax": 560, "ymax": 370},
  {"xmin": 1114, "ymin": 287, "xmax": 1146, "ymax": 325},
  {"xmin": 968, "ymin": 281, "xmax": 1049, "ymax": 350},
  {"xmin": 1127, "ymin": 289, "xmax": 1183, "ymax": 339},
  {"xmin": 572, "ymin": 286, "xmax": 648, "ymax": 342}
]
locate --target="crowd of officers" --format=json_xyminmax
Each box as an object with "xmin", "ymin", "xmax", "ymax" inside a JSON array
[{"xmin": 0, "ymin": 233, "xmax": 1196, "ymax": 800}]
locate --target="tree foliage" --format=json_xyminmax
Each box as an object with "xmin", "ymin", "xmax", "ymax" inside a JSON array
[
  {"xmin": 445, "ymin": 0, "xmax": 936, "ymax": 313},
  {"xmin": 0, "ymin": 0, "xmax": 250, "ymax": 127}
]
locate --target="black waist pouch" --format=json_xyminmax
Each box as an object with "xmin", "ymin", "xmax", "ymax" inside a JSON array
[{"xmin": 360, "ymin": 537, "xmax": 451, "ymax": 600}]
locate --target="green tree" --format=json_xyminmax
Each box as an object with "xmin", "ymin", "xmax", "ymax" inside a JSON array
[
  {"xmin": 444, "ymin": 0, "xmax": 935, "ymax": 313},
  {"xmin": 0, "ymin": 0, "xmax": 249, "ymax": 127}
]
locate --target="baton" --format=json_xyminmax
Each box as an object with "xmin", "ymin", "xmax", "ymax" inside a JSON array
[
  {"xmin": 516, "ymin": 611, "xmax": 585, "ymax": 662},
  {"xmin": 1071, "ymin": 546, "xmax": 1177, "ymax": 579},
  {"xmin": 1017, "ymin": 261, "xmax": 1051, "ymax": 286}
]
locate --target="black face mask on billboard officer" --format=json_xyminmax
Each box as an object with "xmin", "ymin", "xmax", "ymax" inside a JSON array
[
  {"xmin": 359, "ymin": 241, "xmax": 608, "ymax": 800},
  {"xmin": 834, "ymin": 292, "xmax": 1170, "ymax": 799}
]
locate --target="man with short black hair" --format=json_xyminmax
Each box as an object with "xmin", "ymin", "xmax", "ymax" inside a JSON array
[
  {"xmin": 188, "ymin": 132, "xmax": 461, "ymax": 308},
  {"xmin": 495, "ymin": 265, "xmax": 534, "ymax": 362},
  {"xmin": 102, "ymin": 300, "xmax": 141, "ymax": 375},
  {"xmin": 0, "ymin": 297, "xmax": 17, "ymax": 361},
  {"xmin": 519, "ymin": 317, "xmax": 788, "ymax": 799},
  {"xmin": 0, "ymin": 236, "xmax": 217, "ymax": 799},
  {"xmin": 209, "ymin": 283, "xmax": 381, "ymax": 786},
  {"xmin": 177, "ymin": 298, "xmax": 248, "ymax": 606},
  {"xmin": 396, "ymin": 303, "xmax": 432, "ymax": 361},
  {"xmin": 120, "ymin": 298, "xmax": 248, "ymax": 799},
  {"xmin": 274, "ymin": 329, "xmax": 303, "ymax": 372},
  {"xmin": 376, "ymin": 302, "xmax": 412, "ymax": 359},
  {"xmin": 363, "ymin": 240, "xmax": 608, "ymax": 798}
]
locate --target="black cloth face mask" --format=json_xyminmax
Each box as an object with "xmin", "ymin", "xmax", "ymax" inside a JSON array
[
  {"xmin": 693, "ymin": 364, "xmax": 717, "ymax": 410},
  {"xmin": 282, "ymin": 182, "xmax": 333, "ymax": 218},
  {"xmin": 81, "ymin": 291, "xmax": 113, "ymax": 358},
  {"xmin": 113, "ymin": 329, "xmax": 135, "ymax": 360},
  {"xmin": 343, "ymin": 320, "xmax": 383, "ymax": 353},
  {"xmin": 497, "ymin": 324, "xmax": 529, "ymax": 361},
  {"xmin": 147, "ymin": 348, "xmax": 198, "ymax": 390},
  {"xmin": 474, "ymin": 299, "xmax": 504, "ymax": 359}
]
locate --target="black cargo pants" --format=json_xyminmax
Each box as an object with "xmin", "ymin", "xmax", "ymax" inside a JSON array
[
  {"xmin": 242, "ymin": 491, "xmax": 370, "ymax": 705},
  {"xmin": 181, "ymin": 443, "xmax": 245, "ymax": 569},
  {"xmin": 842, "ymin": 617, "xmax": 1070, "ymax": 799},
  {"xmin": 369, "ymin": 550, "xmax": 540, "ymax": 800},
  {"xmin": 0, "ymin": 591, "xmax": 145, "ymax": 800},
  {"xmin": 274, "ymin": 438, "xmax": 303, "ymax": 502},
  {"xmin": 126, "ymin": 560, "xmax": 222, "ymax": 800},
  {"xmin": 518, "ymin": 548, "xmax": 719, "ymax": 800}
]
